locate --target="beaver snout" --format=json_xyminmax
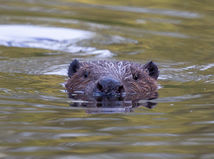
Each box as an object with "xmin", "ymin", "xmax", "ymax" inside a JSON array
[{"xmin": 95, "ymin": 77, "xmax": 124, "ymax": 97}]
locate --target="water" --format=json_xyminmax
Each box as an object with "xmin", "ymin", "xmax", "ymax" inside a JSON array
[{"xmin": 0, "ymin": 0, "xmax": 214, "ymax": 158}]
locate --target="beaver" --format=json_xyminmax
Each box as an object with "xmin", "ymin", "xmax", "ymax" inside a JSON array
[{"xmin": 65, "ymin": 59, "xmax": 159, "ymax": 104}]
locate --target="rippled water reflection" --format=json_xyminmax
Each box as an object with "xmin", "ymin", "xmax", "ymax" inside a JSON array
[
  {"xmin": 0, "ymin": 25, "xmax": 113, "ymax": 58},
  {"xmin": 0, "ymin": 0, "xmax": 214, "ymax": 158}
]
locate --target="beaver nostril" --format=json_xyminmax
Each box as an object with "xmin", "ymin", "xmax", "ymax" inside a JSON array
[
  {"xmin": 97, "ymin": 82, "xmax": 103, "ymax": 91},
  {"xmin": 117, "ymin": 85, "xmax": 124, "ymax": 93}
]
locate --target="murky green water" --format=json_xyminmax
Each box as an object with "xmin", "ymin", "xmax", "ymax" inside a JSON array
[{"xmin": 0, "ymin": 0, "xmax": 214, "ymax": 158}]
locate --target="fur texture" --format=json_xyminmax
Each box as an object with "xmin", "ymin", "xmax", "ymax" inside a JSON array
[{"xmin": 66, "ymin": 60, "xmax": 159, "ymax": 101}]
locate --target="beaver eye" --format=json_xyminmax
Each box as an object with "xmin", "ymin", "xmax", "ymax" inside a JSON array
[
  {"xmin": 83, "ymin": 71, "xmax": 90, "ymax": 78},
  {"xmin": 132, "ymin": 74, "xmax": 138, "ymax": 81},
  {"xmin": 132, "ymin": 73, "xmax": 140, "ymax": 81}
]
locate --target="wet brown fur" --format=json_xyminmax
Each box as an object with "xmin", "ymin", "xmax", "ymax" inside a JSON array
[{"xmin": 66, "ymin": 60, "xmax": 158, "ymax": 100}]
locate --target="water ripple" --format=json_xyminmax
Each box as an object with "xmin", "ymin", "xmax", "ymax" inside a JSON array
[
  {"xmin": 93, "ymin": 4, "xmax": 200, "ymax": 18},
  {"xmin": 58, "ymin": 153, "xmax": 195, "ymax": 159},
  {"xmin": 0, "ymin": 25, "xmax": 113, "ymax": 58}
]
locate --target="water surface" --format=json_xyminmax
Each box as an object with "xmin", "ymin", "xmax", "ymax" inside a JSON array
[{"xmin": 0, "ymin": 0, "xmax": 214, "ymax": 158}]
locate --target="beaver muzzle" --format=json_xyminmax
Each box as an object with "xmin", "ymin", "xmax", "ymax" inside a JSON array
[{"xmin": 94, "ymin": 77, "xmax": 124, "ymax": 97}]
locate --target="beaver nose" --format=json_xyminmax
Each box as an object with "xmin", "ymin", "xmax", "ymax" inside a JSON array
[{"xmin": 97, "ymin": 77, "xmax": 124, "ymax": 95}]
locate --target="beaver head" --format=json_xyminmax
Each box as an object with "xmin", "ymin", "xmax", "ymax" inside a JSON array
[{"xmin": 65, "ymin": 59, "xmax": 159, "ymax": 101}]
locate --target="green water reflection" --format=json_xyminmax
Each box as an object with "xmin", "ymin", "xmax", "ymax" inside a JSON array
[{"xmin": 0, "ymin": 0, "xmax": 214, "ymax": 158}]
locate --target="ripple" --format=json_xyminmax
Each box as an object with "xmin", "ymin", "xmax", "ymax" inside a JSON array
[
  {"xmin": 192, "ymin": 121, "xmax": 214, "ymax": 125},
  {"xmin": 99, "ymin": 5, "xmax": 200, "ymax": 18},
  {"xmin": 154, "ymin": 94, "xmax": 202, "ymax": 103},
  {"xmin": 8, "ymin": 146, "xmax": 67, "ymax": 152},
  {"xmin": 159, "ymin": 62, "xmax": 214, "ymax": 82},
  {"xmin": 53, "ymin": 132, "xmax": 109, "ymax": 139},
  {"xmin": 0, "ymin": 25, "xmax": 114, "ymax": 58},
  {"xmin": 0, "ymin": 152, "xmax": 7, "ymax": 158},
  {"xmin": 100, "ymin": 126, "xmax": 158, "ymax": 131},
  {"xmin": 125, "ymin": 133, "xmax": 180, "ymax": 137},
  {"xmin": 59, "ymin": 153, "xmax": 195, "ymax": 159},
  {"xmin": 0, "ymin": 24, "xmax": 93, "ymax": 41},
  {"xmin": 181, "ymin": 63, "xmax": 214, "ymax": 71},
  {"xmin": 136, "ymin": 18, "xmax": 181, "ymax": 25},
  {"xmin": 201, "ymin": 154, "xmax": 214, "ymax": 159},
  {"xmin": 54, "ymin": 117, "xmax": 121, "ymax": 122}
]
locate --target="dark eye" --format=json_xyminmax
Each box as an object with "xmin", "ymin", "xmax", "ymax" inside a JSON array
[
  {"xmin": 132, "ymin": 73, "xmax": 139, "ymax": 80},
  {"xmin": 83, "ymin": 71, "xmax": 90, "ymax": 78}
]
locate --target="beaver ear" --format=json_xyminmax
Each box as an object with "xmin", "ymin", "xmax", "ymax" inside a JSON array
[
  {"xmin": 68, "ymin": 59, "xmax": 80, "ymax": 77},
  {"xmin": 143, "ymin": 61, "xmax": 159, "ymax": 80}
]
